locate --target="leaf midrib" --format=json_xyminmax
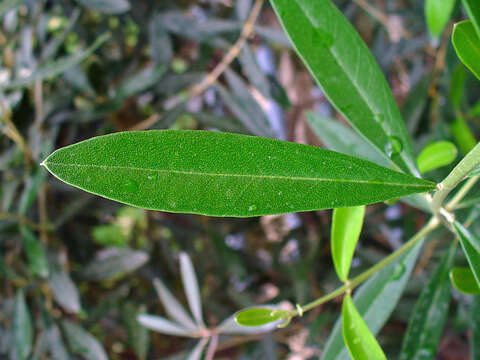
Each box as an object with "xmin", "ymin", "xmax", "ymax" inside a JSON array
[{"xmin": 45, "ymin": 162, "xmax": 432, "ymax": 188}]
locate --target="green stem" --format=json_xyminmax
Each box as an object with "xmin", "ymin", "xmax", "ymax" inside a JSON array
[
  {"xmin": 446, "ymin": 175, "xmax": 480, "ymax": 210},
  {"xmin": 432, "ymin": 142, "xmax": 480, "ymax": 212},
  {"xmin": 293, "ymin": 217, "xmax": 439, "ymax": 316}
]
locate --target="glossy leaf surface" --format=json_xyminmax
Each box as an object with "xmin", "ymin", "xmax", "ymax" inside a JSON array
[
  {"xmin": 321, "ymin": 240, "xmax": 424, "ymax": 360},
  {"xmin": 425, "ymin": 0, "xmax": 456, "ymax": 37},
  {"xmin": 453, "ymin": 20, "xmax": 480, "ymax": 81},
  {"xmin": 449, "ymin": 267, "xmax": 480, "ymax": 294},
  {"xmin": 399, "ymin": 243, "xmax": 456, "ymax": 360},
  {"xmin": 416, "ymin": 141, "xmax": 458, "ymax": 173},
  {"xmin": 454, "ymin": 222, "xmax": 480, "ymax": 288},
  {"xmin": 462, "ymin": 0, "xmax": 480, "ymax": 37},
  {"xmin": 42, "ymin": 131, "xmax": 435, "ymax": 217},
  {"xmin": 235, "ymin": 308, "xmax": 288, "ymax": 327},
  {"xmin": 270, "ymin": 0, "xmax": 418, "ymax": 175},
  {"xmin": 331, "ymin": 206, "xmax": 365, "ymax": 281},
  {"xmin": 342, "ymin": 294, "xmax": 386, "ymax": 360}
]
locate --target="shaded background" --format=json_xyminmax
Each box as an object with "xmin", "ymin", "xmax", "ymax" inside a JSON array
[{"xmin": 1, "ymin": 0, "xmax": 479, "ymax": 358}]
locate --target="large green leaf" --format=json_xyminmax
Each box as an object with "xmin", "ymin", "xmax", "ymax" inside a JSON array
[
  {"xmin": 331, "ymin": 206, "xmax": 365, "ymax": 282},
  {"xmin": 462, "ymin": 0, "xmax": 480, "ymax": 37},
  {"xmin": 321, "ymin": 240, "xmax": 424, "ymax": 360},
  {"xmin": 453, "ymin": 20, "xmax": 480, "ymax": 81},
  {"xmin": 42, "ymin": 131, "xmax": 435, "ymax": 217},
  {"xmin": 425, "ymin": 0, "xmax": 457, "ymax": 37},
  {"xmin": 454, "ymin": 222, "xmax": 480, "ymax": 288},
  {"xmin": 342, "ymin": 294, "xmax": 386, "ymax": 360},
  {"xmin": 270, "ymin": 0, "xmax": 418, "ymax": 175},
  {"xmin": 399, "ymin": 243, "xmax": 456, "ymax": 360}
]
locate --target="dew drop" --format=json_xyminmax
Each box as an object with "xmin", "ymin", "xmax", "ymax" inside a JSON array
[
  {"xmin": 248, "ymin": 205, "xmax": 257, "ymax": 212},
  {"xmin": 390, "ymin": 263, "xmax": 406, "ymax": 280},
  {"xmin": 375, "ymin": 113, "xmax": 385, "ymax": 123},
  {"xmin": 385, "ymin": 136, "xmax": 403, "ymax": 157}
]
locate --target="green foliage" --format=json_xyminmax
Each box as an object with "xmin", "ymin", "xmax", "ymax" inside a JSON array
[
  {"xmin": 462, "ymin": 0, "xmax": 480, "ymax": 36},
  {"xmin": 452, "ymin": 20, "xmax": 480, "ymax": 80},
  {"xmin": 416, "ymin": 141, "xmax": 458, "ymax": 173},
  {"xmin": 42, "ymin": 130, "xmax": 434, "ymax": 217},
  {"xmin": 235, "ymin": 308, "xmax": 289, "ymax": 327},
  {"xmin": 270, "ymin": 0, "xmax": 418, "ymax": 175},
  {"xmin": 449, "ymin": 267, "xmax": 480, "ymax": 294},
  {"xmin": 342, "ymin": 294, "xmax": 386, "ymax": 360},
  {"xmin": 331, "ymin": 206, "xmax": 365, "ymax": 281},
  {"xmin": 454, "ymin": 222, "xmax": 480, "ymax": 289},
  {"xmin": 425, "ymin": 0, "xmax": 457, "ymax": 37}
]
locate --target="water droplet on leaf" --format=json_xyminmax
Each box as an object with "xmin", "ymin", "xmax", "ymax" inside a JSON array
[
  {"xmin": 248, "ymin": 205, "xmax": 257, "ymax": 212},
  {"xmin": 390, "ymin": 263, "xmax": 405, "ymax": 280},
  {"xmin": 385, "ymin": 136, "xmax": 403, "ymax": 157}
]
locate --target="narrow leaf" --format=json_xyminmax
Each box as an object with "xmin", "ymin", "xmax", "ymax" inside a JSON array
[
  {"xmin": 450, "ymin": 65, "xmax": 466, "ymax": 111},
  {"xmin": 62, "ymin": 320, "xmax": 108, "ymax": 360},
  {"xmin": 179, "ymin": 253, "xmax": 205, "ymax": 327},
  {"xmin": 454, "ymin": 222, "xmax": 480, "ymax": 288},
  {"xmin": 42, "ymin": 130, "xmax": 435, "ymax": 217},
  {"xmin": 1, "ymin": 33, "xmax": 110, "ymax": 90},
  {"xmin": 416, "ymin": 141, "xmax": 458, "ymax": 174},
  {"xmin": 74, "ymin": 0, "xmax": 130, "ymax": 14},
  {"xmin": 235, "ymin": 308, "xmax": 288, "ymax": 327},
  {"xmin": 342, "ymin": 294, "xmax": 386, "ymax": 360},
  {"xmin": 122, "ymin": 304, "xmax": 150, "ymax": 360},
  {"xmin": 449, "ymin": 267, "xmax": 480, "ymax": 294},
  {"xmin": 331, "ymin": 206, "xmax": 365, "ymax": 281},
  {"xmin": 14, "ymin": 290, "xmax": 32, "ymax": 360},
  {"xmin": 82, "ymin": 247, "xmax": 149, "ymax": 280},
  {"xmin": 49, "ymin": 267, "xmax": 81, "ymax": 313},
  {"xmin": 270, "ymin": 0, "xmax": 418, "ymax": 175},
  {"xmin": 153, "ymin": 278, "xmax": 198, "ymax": 331},
  {"xmin": 217, "ymin": 312, "xmax": 281, "ymax": 334},
  {"xmin": 453, "ymin": 20, "xmax": 480, "ymax": 81},
  {"xmin": 137, "ymin": 314, "xmax": 194, "ymax": 337},
  {"xmin": 425, "ymin": 0, "xmax": 456, "ymax": 37},
  {"xmin": 321, "ymin": 239, "xmax": 423, "ymax": 360},
  {"xmin": 462, "ymin": 0, "xmax": 480, "ymax": 37},
  {"xmin": 20, "ymin": 226, "xmax": 49, "ymax": 278},
  {"xmin": 399, "ymin": 243, "xmax": 456, "ymax": 360}
]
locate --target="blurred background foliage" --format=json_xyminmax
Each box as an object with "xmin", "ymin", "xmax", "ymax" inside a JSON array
[{"xmin": 1, "ymin": 0, "xmax": 479, "ymax": 358}]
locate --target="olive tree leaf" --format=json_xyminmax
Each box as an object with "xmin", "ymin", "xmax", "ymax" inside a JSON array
[
  {"xmin": 62, "ymin": 320, "xmax": 108, "ymax": 360},
  {"xmin": 235, "ymin": 308, "xmax": 289, "ymax": 327},
  {"xmin": 425, "ymin": 0, "xmax": 457, "ymax": 37},
  {"xmin": 453, "ymin": 20, "xmax": 480, "ymax": 81},
  {"xmin": 14, "ymin": 290, "xmax": 32, "ymax": 360},
  {"xmin": 137, "ymin": 314, "xmax": 194, "ymax": 337},
  {"xmin": 321, "ymin": 239, "xmax": 424, "ymax": 360},
  {"xmin": 399, "ymin": 243, "xmax": 456, "ymax": 360},
  {"xmin": 179, "ymin": 253, "xmax": 205, "ymax": 327},
  {"xmin": 454, "ymin": 222, "xmax": 480, "ymax": 288},
  {"xmin": 342, "ymin": 294, "xmax": 386, "ymax": 360},
  {"xmin": 42, "ymin": 131, "xmax": 435, "ymax": 217},
  {"xmin": 331, "ymin": 206, "xmax": 365, "ymax": 282},
  {"xmin": 449, "ymin": 267, "xmax": 480, "ymax": 294},
  {"xmin": 416, "ymin": 141, "xmax": 458, "ymax": 174},
  {"xmin": 270, "ymin": 0, "xmax": 418, "ymax": 175},
  {"xmin": 462, "ymin": 0, "xmax": 480, "ymax": 37}
]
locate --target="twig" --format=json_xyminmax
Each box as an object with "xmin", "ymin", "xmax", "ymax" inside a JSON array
[
  {"xmin": 133, "ymin": 0, "xmax": 264, "ymax": 131},
  {"xmin": 353, "ymin": 0, "xmax": 411, "ymax": 40},
  {"xmin": 0, "ymin": 211, "xmax": 52, "ymax": 231}
]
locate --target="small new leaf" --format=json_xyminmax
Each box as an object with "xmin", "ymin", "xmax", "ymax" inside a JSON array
[
  {"xmin": 331, "ymin": 206, "xmax": 365, "ymax": 282},
  {"xmin": 235, "ymin": 308, "xmax": 289, "ymax": 327},
  {"xmin": 342, "ymin": 294, "xmax": 386, "ymax": 360},
  {"xmin": 449, "ymin": 267, "xmax": 480, "ymax": 294},
  {"xmin": 416, "ymin": 141, "xmax": 458, "ymax": 174},
  {"xmin": 425, "ymin": 0, "xmax": 457, "ymax": 37}
]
